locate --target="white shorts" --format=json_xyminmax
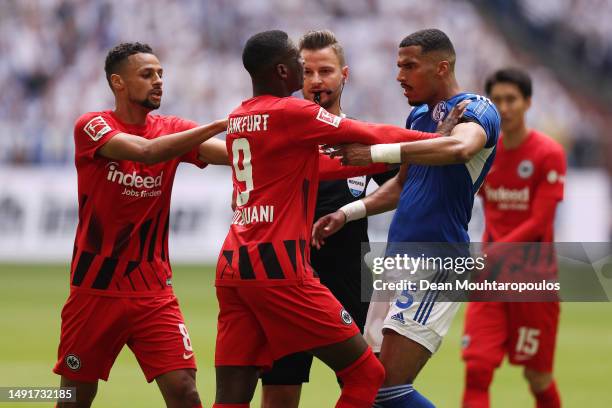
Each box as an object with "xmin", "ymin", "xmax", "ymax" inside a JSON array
[{"xmin": 364, "ymin": 277, "xmax": 460, "ymax": 354}]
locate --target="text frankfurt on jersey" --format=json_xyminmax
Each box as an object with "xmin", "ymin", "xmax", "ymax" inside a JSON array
[{"xmin": 227, "ymin": 114, "xmax": 270, "ymax": 134}]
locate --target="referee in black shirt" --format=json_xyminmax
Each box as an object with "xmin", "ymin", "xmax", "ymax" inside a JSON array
[{"xmin": 260, "ymin": 29, "xmax": 397, "ymax": 408}]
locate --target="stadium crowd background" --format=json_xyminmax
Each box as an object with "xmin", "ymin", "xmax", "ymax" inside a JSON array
[{"xmin": 1, "ymin": 0, "xmax": 610, "ymax": 169}]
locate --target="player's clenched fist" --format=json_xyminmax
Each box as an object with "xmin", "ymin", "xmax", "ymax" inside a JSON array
[{"xmin": 311, "ymin": 210, "xmax": 346, "ymax": 249}]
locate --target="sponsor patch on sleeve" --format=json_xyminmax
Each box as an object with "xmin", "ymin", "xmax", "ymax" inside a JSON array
[
  {"xmin": 83, "ymin": 116, "xmax": 113, "ymax": 141},
  {"xmin": 316, "ymin": 107, "xmax": 342, "ymax": 128},
  {"xmin": 472, "ymin": 100, "xmax": 488, "ymax": 118}
]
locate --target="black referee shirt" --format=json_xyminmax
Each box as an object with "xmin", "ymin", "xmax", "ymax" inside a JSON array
[{"xmin": 311, "ymin": 169, "xmax": 397, "ymax": 329}]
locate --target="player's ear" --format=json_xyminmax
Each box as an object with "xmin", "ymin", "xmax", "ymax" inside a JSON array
[
  {"xmin": 276, "ymin": 63, "xmax": 289, "ymax": 80},
  {"xmin": 341, "ymin": 65, "xmax": 349, "ymax": 85},
  {"xmin": 437, "ymin": 60, "xmax": 450, "ymax": 77},
  {"xmin": 525, "ymin": 96, "xmax": 532, "ymax": 110},
  {"xmin": 110, "ymin": 74, "xmax": 124, "ymax": 92}
]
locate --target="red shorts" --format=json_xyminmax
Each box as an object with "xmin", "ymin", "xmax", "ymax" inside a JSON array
[
  {"xmin": 53, "ymin": 291, "xmax": 196, "ymax": 383},
  {"xmin": 462, "ymin": 302, "xmax": 560, "ymax": 372},
  {"xmin": 215, "ymin": 280, "xmax": 360, "ymax": 369}
]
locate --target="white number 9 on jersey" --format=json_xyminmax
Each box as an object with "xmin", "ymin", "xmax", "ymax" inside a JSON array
[{"xmin": 232, "ymin": 138, "xmax": 254, "ymax": 206}]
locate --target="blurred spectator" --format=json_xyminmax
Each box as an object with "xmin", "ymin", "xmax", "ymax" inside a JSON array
[
  {"xmin": 0, "ymin": 0, "xmax": 608, "ymax": 166},
  {"xmin": 519, "ymin": 0, "xmax": 612, "ymax": 68}
]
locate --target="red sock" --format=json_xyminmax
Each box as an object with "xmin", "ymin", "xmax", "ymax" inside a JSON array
[
  {"xmin": 212, "ymin": 404, "xmax": 248, "ymax": 408},
  {"xmin": 533, "ymin": 380, "xmax": 561, "ymax": 408},
  {"xmin": 335, "ymin": 347, "xmax": 385, "ymax": 408},
  {"xmin": 462, "ymin": 363, "xmax": 493, "ymax": 408}
]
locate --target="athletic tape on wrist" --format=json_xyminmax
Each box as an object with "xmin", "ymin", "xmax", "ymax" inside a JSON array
[
  {"xmin": 339, "ymin": 200, "xmax": 367, "ymax": 223},
  {"xmin": 370, "ymin": 143, "xmax": 402, "ymax": 163}
]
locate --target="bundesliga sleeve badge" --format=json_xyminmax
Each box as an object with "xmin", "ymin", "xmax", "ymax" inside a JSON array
[
  {"xmin": 84, "ymin": 116, "xmax": 112, "ymax": 141},
  {"xmin": 316, "ymin": 107, "xmax": 342, "ymax": 128}
]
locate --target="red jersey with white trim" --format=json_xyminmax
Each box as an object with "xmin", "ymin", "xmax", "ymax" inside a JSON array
[
  {"xmin": 216, "ymin": 95, "xmax": 436, "ymax": 287},
  {"xmin": 480, "ymin": 130, "xmax": 566, "ymax": 242},
  {"xmin": 71, "ymin": 110, "xmax": 205, "ymax": 297}
]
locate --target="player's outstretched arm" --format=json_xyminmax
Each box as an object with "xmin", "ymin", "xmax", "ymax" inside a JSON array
[
  {"xmin": 98, "ymin": 119, "xmax": 227, "ymax": 164},
  {"xmin": 335, "ymin": 121, "xmax": 486, "ymax": 166},
  {"xmin": 198, "ymin": 137, "xmax": 230, "ymax": 165},
  {"xmin": 328, "ymin": 101, "xmax": 472, "ymax": 166},
  {"xmin": 318, "ymin": 153, "xmax": 388, "ymax": 180},
  {"xmin": 398, "ymin": 121, "xmax": 487, "ymax": 165},
  {"xmin": 286, "ymin": 99, "xmax": 441, "ymax": 149},
  {"xmin": 312, "ymin": 164, "xmax": 408, "ymax": 248}
]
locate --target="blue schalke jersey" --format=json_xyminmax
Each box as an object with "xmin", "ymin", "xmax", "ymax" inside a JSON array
[{"xmin": 387, "ymin": 93, "xmax": 500, "ymax": 244}]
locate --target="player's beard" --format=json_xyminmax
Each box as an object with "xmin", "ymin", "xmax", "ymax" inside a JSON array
[
  {"xmin": 138, "ymin": 96, "xmax": 160, "ymax": 110},
  {"xmin": 407, "ymin": 98, "xmax": 424, "ymax": 107}
]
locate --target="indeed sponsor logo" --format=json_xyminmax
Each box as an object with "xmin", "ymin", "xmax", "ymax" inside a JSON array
[
  {"xmin": 106, "ymin": 162, "xmax": 163, "ymax": 189},
  {"xmin": 485, "ymin": 186, "xmax": 529, "ymax": 203}
]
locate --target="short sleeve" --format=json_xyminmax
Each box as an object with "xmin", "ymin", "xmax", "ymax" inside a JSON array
[
  {"xmin": 462, "ymin": 97, "xmax": 501, "ymax": 148},
  {"xmin": 74, "ymin": 113, "xmax": 121, "ymax": 161},
  {"xmin": 171, "ymin": 116, "xmax": 208, "ymax": 168},
  {"xmin": 536, "ymin": 146, "xmax": 566, "ymax": 201},
  {"xmin": 282, "ymin": 98, "xmax": 352, "ymax": 147}
]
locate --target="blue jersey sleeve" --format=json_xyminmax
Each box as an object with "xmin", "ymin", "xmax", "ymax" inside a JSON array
[
  {"xmin": 462, "ymin": 97, "xmax": 500, "ymax": 148},
  {"xmin": 405, "ymin": 105, "xmax": 428, "ymax": 130}
]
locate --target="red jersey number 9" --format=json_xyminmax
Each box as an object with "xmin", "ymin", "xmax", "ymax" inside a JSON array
[{"xmin": 232, "ymin": 138, "xmax": 253, "ymax": 207}]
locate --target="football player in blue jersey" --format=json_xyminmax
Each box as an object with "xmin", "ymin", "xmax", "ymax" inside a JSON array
[{"xmin": 313, "ymin": 28, "xmax": 501, "ymax": 407}]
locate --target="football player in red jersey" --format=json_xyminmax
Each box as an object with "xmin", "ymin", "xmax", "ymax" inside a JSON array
[
  {"xmin": 259, "ymin": 29, "xmax": 399, "ymax": 408},
  {"xmin": 53, "ymin": 42, "xmax": 228, "ymax": 408},
  {"xmin": 213, "ymin": 30, "xmax": 465, "ymax": 408},
  {"xmin": 461, "ymin": 68, "xmax": 566, "ymax": 408}
]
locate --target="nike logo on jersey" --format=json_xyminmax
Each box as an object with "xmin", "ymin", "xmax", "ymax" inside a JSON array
[{"xmin": 183, "ymin": 352, "xmax": 194, "ymax": 360}]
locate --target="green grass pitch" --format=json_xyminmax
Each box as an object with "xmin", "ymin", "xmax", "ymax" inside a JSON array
[{"xmin": 1, "ymin": 264, "xmax": 610, "ymax": 407}]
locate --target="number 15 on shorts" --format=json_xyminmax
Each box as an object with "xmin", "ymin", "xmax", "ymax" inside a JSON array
[{"xmin": 516, "ymin": 327, "xmax": 540, "ymax": 356}]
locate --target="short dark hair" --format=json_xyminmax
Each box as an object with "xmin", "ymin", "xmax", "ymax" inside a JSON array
[
  {"xmin": 104, "ymin": 42, "xmax": 154, "ymax": 87},
  {"xmin": 298, "ymin": 29, "xmax": 346, "ymax": 66},
  {"xmin": 242, "ymin": 30, "xmax": 294, "ymax": 77},
  {"xmin": 399, "ymin": 28, "xmax": 456, "ymax": 66},
  {"xmin": 485, "ymin": 68, "xmax": 533, "ymax": 98}
]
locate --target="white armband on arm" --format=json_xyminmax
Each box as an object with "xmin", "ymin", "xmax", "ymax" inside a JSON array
[
  {"xmin": 371, "ymin": 143, "xmax": 402, "ymax": 163},
  {"xmin": 339, "ymin": 200, "xmax": 367, "ymax": 223}
]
